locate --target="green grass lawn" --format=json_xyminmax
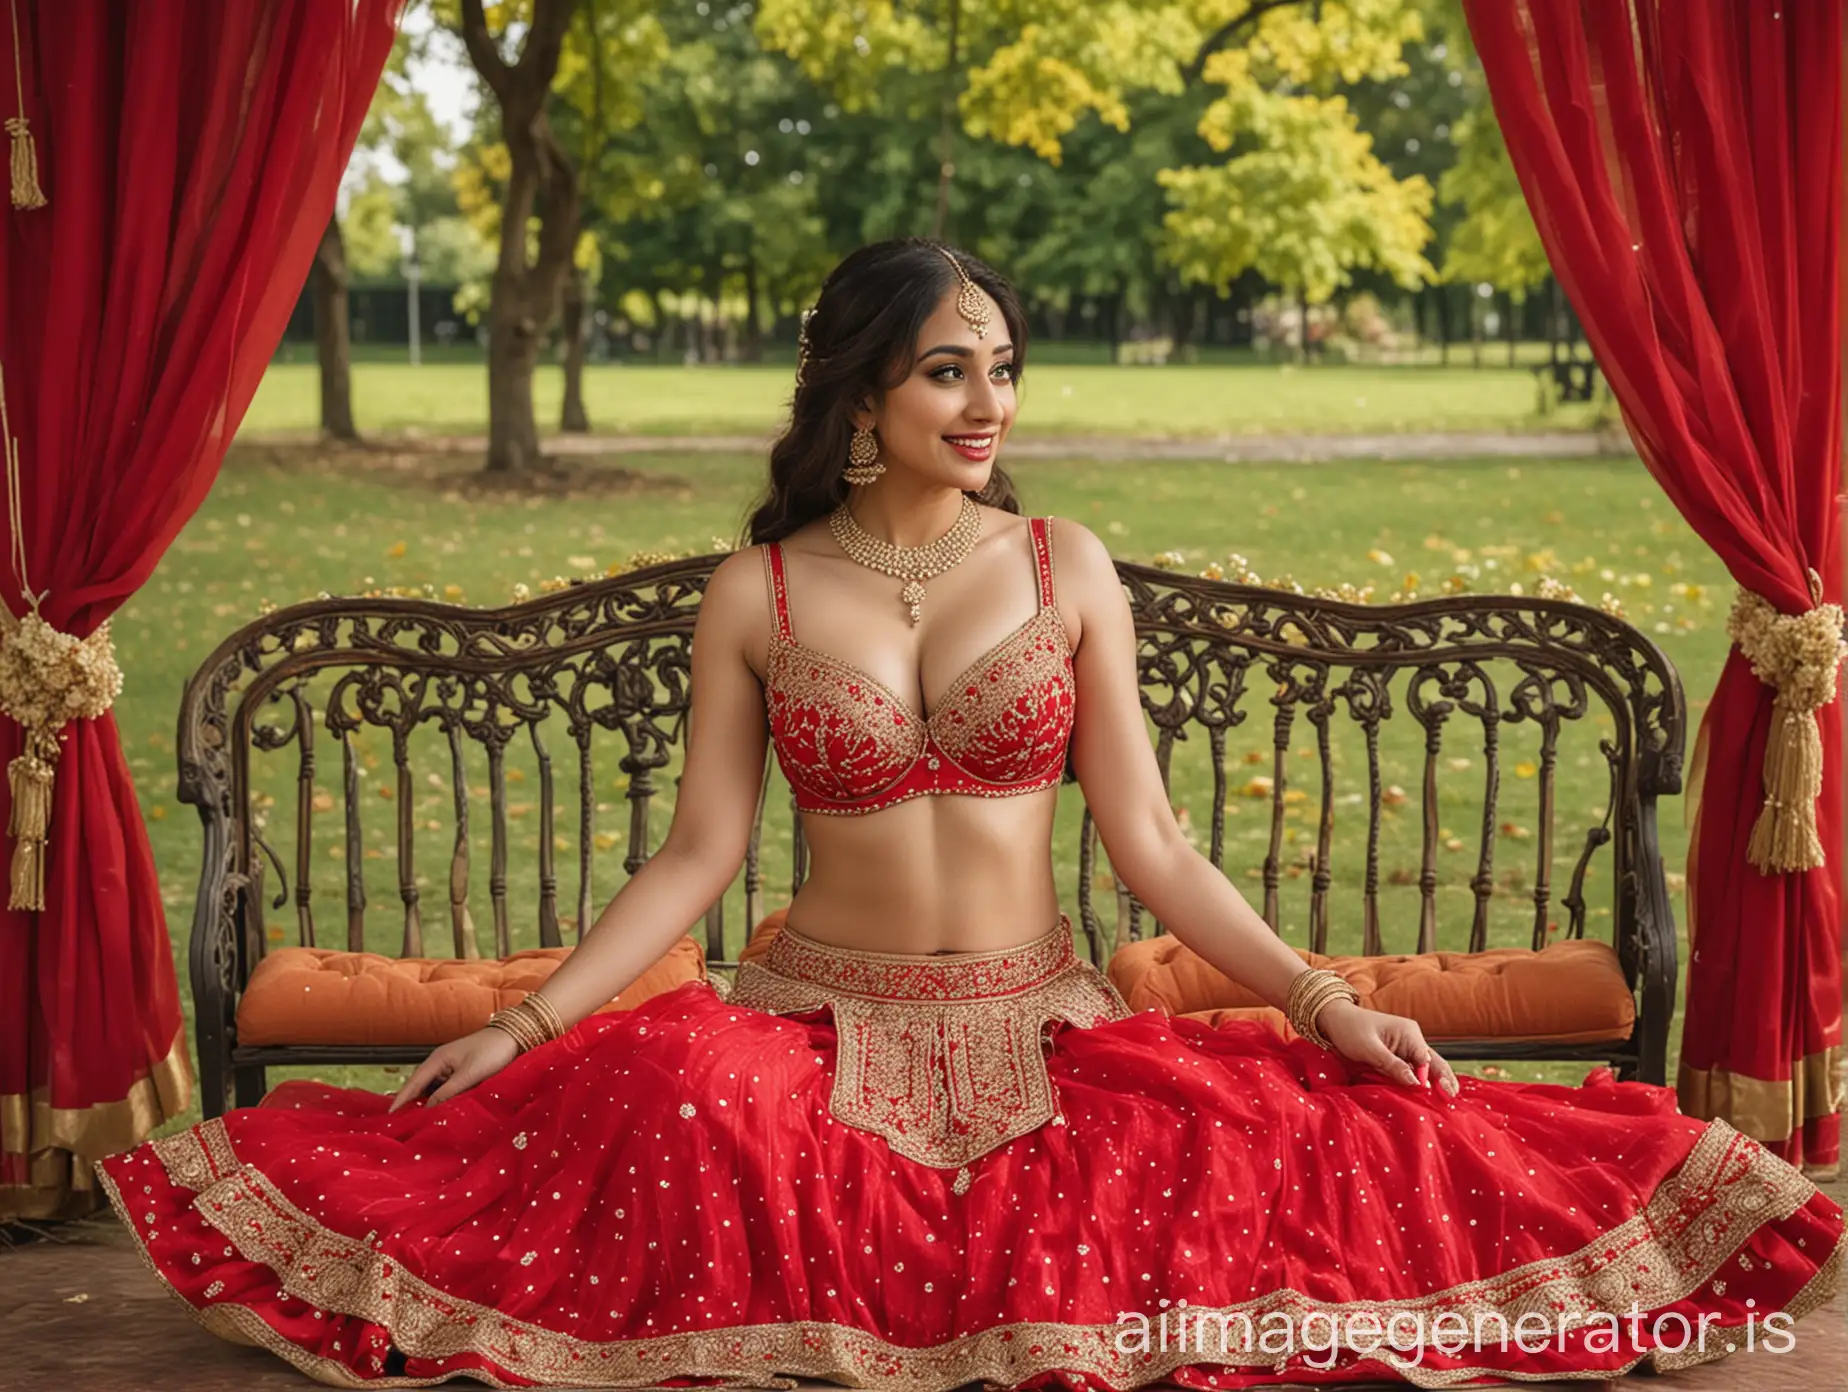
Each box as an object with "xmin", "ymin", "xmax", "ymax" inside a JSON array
[
  {"xmin": 123, "ymin": 446, "xmax": 1719, "ymax": 1137},
  {"xmin": 238, "ymin": 360, "xmax": 1609, "ymax": 439}
]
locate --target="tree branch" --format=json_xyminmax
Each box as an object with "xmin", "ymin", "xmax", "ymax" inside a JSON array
[
  {"xmin": 497, "ymin": 147, "xmax": 540, "ymax": 283},
  {"xmin": 533, "ymin": 117, "xmax": 582, "ymax": 286},
  {"xmin": 457, "ymin": 0, "xmax": 511, "ymax": 101},
  {"xmin": 1184, "ymin": 0, "xmax": 1305, "ymax": 84},
  {"xmin": 518, "ymin": 0, "xmax": 580, "ymax": 85},
  {"xmin": 579, "ymin": 0, "xmax": 606, "ymax": 208}
]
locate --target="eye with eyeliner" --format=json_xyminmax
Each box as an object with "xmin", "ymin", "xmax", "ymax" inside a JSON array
[{"xmin": 930, "ymin": 361, "xmax": 1019, "ymax": 383}]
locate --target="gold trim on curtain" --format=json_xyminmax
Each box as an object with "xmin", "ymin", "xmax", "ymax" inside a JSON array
[
  {"xmin": 1678, "ymin": 1045, "xmax": 1845, "ymax": 1149},
  {"xmin": 0, "ymin": 1025, "xmax": 190, "ymax": 1220}
]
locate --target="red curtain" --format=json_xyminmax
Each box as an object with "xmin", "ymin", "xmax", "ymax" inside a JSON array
[
  {"xmin": 1462, "ymin": 0, "xmax": 1843, "ymax": 1170},
  {"xmin": 0, "ymin": 0, "xmax": 403, "ymax": 1219}
]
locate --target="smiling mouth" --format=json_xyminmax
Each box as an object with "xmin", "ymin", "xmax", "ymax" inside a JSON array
[{"xmin": 943, "ymin": 434, "xmax": 997, "ymax": 454}]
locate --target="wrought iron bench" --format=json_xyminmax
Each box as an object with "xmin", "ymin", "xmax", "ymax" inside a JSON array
[{"xmin": 178, "ymin": 552, "xmax": 1685, "ymax": 1118}]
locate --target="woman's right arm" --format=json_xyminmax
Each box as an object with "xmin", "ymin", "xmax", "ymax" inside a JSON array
[{"xmin": 389, "ymin": 546, "xmax": 772, "ymax": 1109}]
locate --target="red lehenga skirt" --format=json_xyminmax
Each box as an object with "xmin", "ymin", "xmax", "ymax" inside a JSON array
[{"xmin": 97, "ymin": 915, "xmax": 1843, "ymax": 1390}]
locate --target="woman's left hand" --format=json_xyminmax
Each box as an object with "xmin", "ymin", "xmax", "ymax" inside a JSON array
[{"xmin": 1318, "ymin": 1000, "xmax": 1460, "ymax": 1096}]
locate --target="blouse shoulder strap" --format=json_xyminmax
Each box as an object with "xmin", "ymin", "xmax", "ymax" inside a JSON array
[
  {"xmin": 760, "ymin": 541, "xmax": 793, "ymax": 639},
  {"xmin": 1029, "ymin": 516, "xmax": 1056, "ymax": 609}
]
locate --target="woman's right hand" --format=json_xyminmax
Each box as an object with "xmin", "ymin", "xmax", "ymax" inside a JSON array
[{"xmin": 387, "ymin": 1027, "xmax": 521, "ymax": 1112}]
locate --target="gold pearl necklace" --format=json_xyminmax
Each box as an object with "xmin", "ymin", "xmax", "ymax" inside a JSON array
[{"xmin": 828, "ymin": 496, "xmax": 982, "ymax": 625}]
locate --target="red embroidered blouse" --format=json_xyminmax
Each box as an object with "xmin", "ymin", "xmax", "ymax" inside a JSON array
[{"xmin": 760, "ymin": 515, "xmax": 1076, "ymax": 816}]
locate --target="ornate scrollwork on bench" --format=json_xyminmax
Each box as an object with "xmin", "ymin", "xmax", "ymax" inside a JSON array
[{"xmin": 178, "ymin": 554, "xmax": 1685, "ymax": 1116}]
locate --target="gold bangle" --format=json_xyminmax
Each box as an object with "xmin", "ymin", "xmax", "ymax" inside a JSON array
[
  {"xmin": 517, "ymin": 998, "xmax": 555, "ymax": 1045},
  {"xmin": 1309, "ymin": 987, "xmax": 1358, "ymax": 1047},
  {"xmin": 1299, "ymin": 979, "xmax": 1359, "ymax": 1048},
  {"xmin": 1286, "ymin": 968, "xmax": 1358, "ymax": 1049},
  {"xmin": 487, "ymin": 993, "xmax": 568, "ymax": 1056},
  {"xmin": 486, "ymin": 1001, "xmax": 549, "ymax": 1054},
  {"xmin": 1284, "ymin": 967, "xmax": 1329, "ymax": 1029},
  {"xmin": 484, "ymin": 1013, "xmax": 536, "ymax": 1053},
  {"xmin": 524, "ymin": 990, "xmax": 566, "ymax": 1041},
  {"xmin": 496, "ymin": 1004, "xmax": 532, "ymax": 1049}
]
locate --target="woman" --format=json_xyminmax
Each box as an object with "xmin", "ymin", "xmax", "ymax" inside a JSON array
[{"xmin": 99, "ymin": 240, "xmax": 1840, "ymax": 1389}]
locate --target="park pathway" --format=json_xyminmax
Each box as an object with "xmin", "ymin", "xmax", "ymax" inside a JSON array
[{"xmin": 241, "ymin": 428, "xmax": 1634, "ymax": 464}]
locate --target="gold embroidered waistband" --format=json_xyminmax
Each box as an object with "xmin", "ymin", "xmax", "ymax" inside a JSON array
[
  {"xmin": 759, "ymin": 914, "xmax": 1087, "ymax": 1000},
  {"xmin": 729, "ymin": 915, "xmax": 1133, "ymax": 1171}
]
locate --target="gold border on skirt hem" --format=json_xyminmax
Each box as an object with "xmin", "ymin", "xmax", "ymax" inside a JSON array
[
  {"xmin": 90, "ymin": 1112, "xmax": 1845, "ymax": 1392},
  {"xmin": 1677, "ymin": 1045, "xmax": 1845, "ymax": 1144}
]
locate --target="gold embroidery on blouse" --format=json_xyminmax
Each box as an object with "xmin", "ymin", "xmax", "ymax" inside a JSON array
[
  {"xmin": 930, "ymin": 608, "xmax": 1074, "ymax": 779},
  {"xmin": 94, "ymin": 1116, "xmax": 1843, "ymax": 1392},
  {"xmin": 758, "ymin": 524, "xmax": 1076, "ymax": 814},
  {"xmin": 728, "ymin": 916, "xmax": 1131, "ymax": 1167},
  {"xmin": 764, "ymin": 635, "xmax": 922, "ymax": 801}
]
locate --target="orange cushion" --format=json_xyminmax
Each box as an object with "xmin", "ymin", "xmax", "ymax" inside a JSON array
[
  {"xmin": 1106, "ymin": 934, "xmax": 1635, "ymax": 1045},
  {"xmin": 236, "ymin": 935, "xmax": 707, "ymax": 1047},
  {"xmin": 739, "ymin": 907, "xmax": 789, "ymax": 964}
]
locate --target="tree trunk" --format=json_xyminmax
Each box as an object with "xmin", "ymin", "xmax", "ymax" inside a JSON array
[
  {"xmin": 1470, "ymin": 290, "xmax": 1483, "ymax": 370},
  {"xmin": 486, "ymin": 282, "xmax": 544, "ymax": 473},
  {"xmin": 560, "ymin": 268, "xmax": 590, "ymax": 432},
  {"xmin": 313, "ymin": 216, "xmax": 358, "ymax": 442},
  {"xmin": 1549, "ymin": 276, "xmax": 1563, "ymax": 365},
  {"xmin": 1171, "ymin": 286, "xmax": 1199, "ymax": 356},
  {"xmin": 1505, "ymin": 290, "xmax": 1518, "ymax": 367},
  {"xmin": 1438, "ymin": 284, "xmax": 1451, "ymax": 366},
  {"xmin": 742, "ymin": 244, "xmax": 764, "ymax": 363},
  {"xmin": 1298, "ymin": 285, "xmax": 1310, "ymax": 362},
  {"xmin": 931, "ymin": 0, "xmax": 962, "ymax": 239},
  {"xmin": 705, "ymin": 274, "xmax": 724, "ymax": 361},
  {"xmin": 458, "ymin": 0, "xmax": 582, "ymax": 474}
]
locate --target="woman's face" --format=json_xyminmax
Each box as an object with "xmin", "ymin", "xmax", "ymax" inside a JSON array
[{"xmin": 854, "ymin": 283, "xmax": 1017, "ymax": 490}]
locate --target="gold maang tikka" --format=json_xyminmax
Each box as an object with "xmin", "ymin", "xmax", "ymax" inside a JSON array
[{"xmin": 939, "ymin": 248, "xmax": 991, "ymax": 338}]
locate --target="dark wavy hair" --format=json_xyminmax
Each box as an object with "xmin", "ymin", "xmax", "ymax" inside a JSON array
[{"xmin": 741, "ymin": 238, "xmax": 1030, "ymax": 547}]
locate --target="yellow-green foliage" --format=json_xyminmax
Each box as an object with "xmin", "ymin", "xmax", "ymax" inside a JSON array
[
  {"xmin": 1439, "ymin": 105, "xmax": 1550, "ymax": 295},
  {"xmin": 756, "ymin": 0, "xmax": 1439, "ymax": 301}
]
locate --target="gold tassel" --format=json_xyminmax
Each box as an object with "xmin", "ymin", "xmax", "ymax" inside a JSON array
[
  {"xmin": 1745, "ymin": 698, "xmax": 1828, "ymax": 873},
  {"xmin": 0, "ymin": 365, "xmax": 123, "ymax": 913},
  {"xmin": 1728, "ymin": 569, "xmax": 1847, "ymax": 875},
  {"xmin": 5, "ymin": 115, "xmax": 43, "ymax": 210},
  {"xmin": 6, "ymin": 0, "xmax": 43, "ymax": 211},
  {"xmin": 6, "ymin": 749, "xmax": 50, "ymax": 910}
]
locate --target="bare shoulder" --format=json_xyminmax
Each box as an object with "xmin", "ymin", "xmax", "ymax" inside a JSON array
[
  {"xmin": 697, "ymin": 544, "xmax": 773, "ymax": 641},
  {"xmin": 770, "ymin": 516, "xmax": 834, "ymax": 557},
  {"xmin": 1042, "ymin": 515, "xmax": 1117, "ymax": 595}
]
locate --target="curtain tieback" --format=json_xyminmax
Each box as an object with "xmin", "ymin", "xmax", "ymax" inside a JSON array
[
  {"xmin": 0, "ymin": 607, "xmax": 122, "ymax": 910},
  {"xmin": 1726, "ymin": 568, "xmax": 1848, "ymax": 874}
]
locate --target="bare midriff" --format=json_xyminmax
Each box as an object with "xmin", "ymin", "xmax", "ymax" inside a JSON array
[{"xmin": 781, "ymin": 783, "xmax": 1065, "ymax": 956}]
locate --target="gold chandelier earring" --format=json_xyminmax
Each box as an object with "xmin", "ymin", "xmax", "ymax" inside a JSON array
[{"xmin": 842, "ymin": 424, "xmax": 884, "ymax": 485}]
